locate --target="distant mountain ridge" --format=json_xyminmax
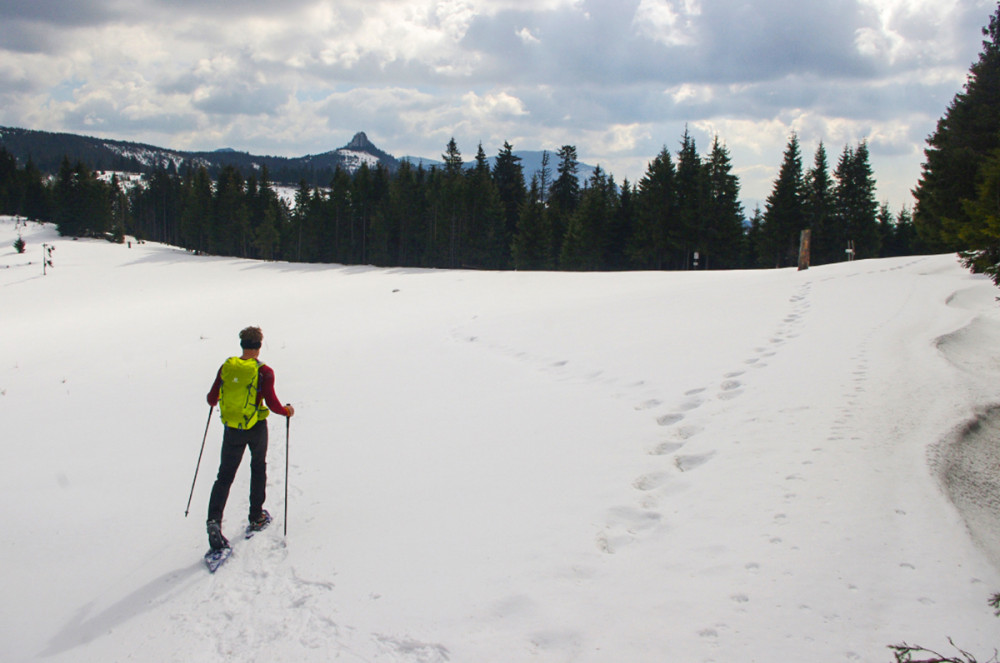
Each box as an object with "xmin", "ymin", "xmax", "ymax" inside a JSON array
[
  {"xmin": 0, "ymin": 127, "xmax": 401, "ymax": 187},
  {"xmin": 0, "ymin": 126, "xmax": 598, "ymax": 187}
]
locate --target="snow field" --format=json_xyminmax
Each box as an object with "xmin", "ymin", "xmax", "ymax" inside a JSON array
[{"xmin": 2, "ymin": 216, "xmax": 999, "ymax": 662}]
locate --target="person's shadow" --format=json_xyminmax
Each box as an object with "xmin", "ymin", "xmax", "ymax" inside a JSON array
[{"xmin": 40, "ymin": 561, "xmax": 203, "ymax": 657}]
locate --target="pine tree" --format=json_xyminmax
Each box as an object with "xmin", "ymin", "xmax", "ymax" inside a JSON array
[
  {"xmin": 876, "ymin": 202, "xmax": 894, "ymax": 257},
  {"xmin": 913, "ymin": 3, "xmax": 1000, "ymax": 253},
  {"xmin": 21, "ymin": 158, "xmax": 51, "ymax": 222},
  {"xmin": 703, "ymin": 136, "xmax": 745, "ymax": 269},
  {"xmin": 130, "ymin": 166, "xmax": 181, "ymax": 245},
  {"xmin": 833, "ymin": 142, "xmax": 879, "ymax": 259},
  {"xmin": 465, "ymin": 144, "xmax": 506, "ymax": 268},
  {"xmin": 290, "ymin": 180, "xmax": 314, "ymax": 262},
  {"xmin": 54, "ymin": 157, "xmax": 80, "ymax": 236},
  {"xmin": 213, "ymin": 165, "xmax": 249, "ymax": 257},
  {"xmin": 248, "ymin": 167, "xmax": 284, "ymax": 261},
  {"xmin": 631, "ymin": 147, "xmax": 678, "ymax": 269},
  {"xmin": 438, "ymin": 139, "xmax": 467, "ymax": 267},
  {"xmin": 549, "ymin": 145, "xmax": 580, "ymax": 260},
  {"xmin": 745, "ymin": 205, "xmax": 764, "ymax": 268},
  {"xmin": 253, "ymin": 206, "xmax": 281, "ymax": 260},
  {"xmin": 109, "ymin": 174, "xmax": 128, "ymax": 243},
  {"xmin": 352, "ymin": 163, "xmax": 390, "ymax": 265},
  {"xmin": 675, "ymin": 129, "xmax": 705, "ymax": 268},
  {"xmin": 328, "ymin": 168, "xmax": 353, "ymax": 264},
  {"xmin": 493, "ymin": 141, "xmax": 526, "ymax": 252},
  {"xmin": 760, "ymin": 134, "xmax": 805, "ymax": 268},
  {"xmin": 512, "ymin": 175, "xmax": 552, "ymax": 270},
  {"xmin": 804, "ymin": 143, "xmax": 837, "ymax": 264},
  {"xmin": 180, "ymin": 166, "xmax": 214, "ymax": 254},
  {"xmin": 561, "ymin": 166, "xmax": 615, "ymax": 270},
  {"xmin": 538, "ymin": 150, "xmax": 552, "ymax": 205},
  {"xmin": 958, "ymin": 148, "xmax": 1000, "ymax": 283},
  {"xmin": 892, "ymin": 206, "xmax": 918, "ymax": 257},
  {"xmin": 0, "ymin": 147, "xmax": 19, "ymax": 215},
  {"xmin": 383, "ymin": 159, "xmax": 428, "ymax": 267},
  {"xmin": 606, "ymin": 177, "xmax": 635, "ymax": 270}
]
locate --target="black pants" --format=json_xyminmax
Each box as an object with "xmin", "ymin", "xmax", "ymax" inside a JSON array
[{"xmin": 207, "ymin": 419, "xmax": 268, "ymax": 524}]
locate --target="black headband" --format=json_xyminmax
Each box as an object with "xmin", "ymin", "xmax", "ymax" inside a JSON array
[{"xmin": 240, "ymin": 339, "xmax": 262, "ymax": 349}]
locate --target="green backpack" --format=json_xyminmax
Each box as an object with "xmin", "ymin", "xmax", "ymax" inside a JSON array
[{"xmin": 218, "ymin": 357, "xmax": 270, "ymax": 429}]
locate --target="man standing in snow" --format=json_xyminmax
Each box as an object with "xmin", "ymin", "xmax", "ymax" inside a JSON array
[{"xmin": 205, "ymin": 326, "xmax": 294, "ymax": 550}]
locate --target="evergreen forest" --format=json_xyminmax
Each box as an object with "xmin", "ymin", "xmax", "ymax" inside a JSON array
[
  {"xmin": 0, "ymin": 129, "xmax": 921, "ymax": 272},
  {"xmin": 912, "ymin": 2, "xmax": 1000, "ymax": 286}
]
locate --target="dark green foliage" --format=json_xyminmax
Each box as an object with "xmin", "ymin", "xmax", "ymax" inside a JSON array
[
  {"xmin": 0, "ymin": 147, "xmax": 51, "ymax": 220},
  {"xmin": 605, "ymin": 178, "xmax": 635, "ymax": 270},
  {"xmin": 833, "ymin": 142, "xmax": 880, "ymax": 259},
  {"xmin": 493, "ymin": 141, "xmax": 526, "ymax": 248},
  {"xmin": 52, "ymin": 157, "xmax": 115, "ymax": 238},
  {"xmin": 549, "ymin": 145, "xmax": 581, "ymax": 263},
  {"xmin": 913, "ymin": 3, "xmax": 1000, "ymax": 258},
  {"xmin": 957, "ymin": 148, "xmax": 1000, "ymax": 283},
  {"xmin": 512, "ymin": 175, "xmax": 553, "ymax": 270},
  {"xmin": 805, "ymin": 143, "xmax": 837, "ymax": 264},
  {"xmin": 702, "ymin": 137, "xmax": 745, "ymax": 269},
  {"xmin": 561, "ymin": 167, "xmax": 617, "ymax": 270},
  {"xmin": 0, "ymin": 147, "xmax": 19, "ymax": 215},
  {"xmin": 465, "ymin": 144, "xmax": 508, "ymax": 269},
  {"xmin": 759, "ymin": 134, "xmax": 806, "ymax": 268},
  {"xmin": 0, "ymin": 128, "xmax": 920, "ymax": 273},
  {"xmin": 630, "ymin": 147, "xmax": 678, "ymax": 269},
  {"xmin": 756, "ymin": 136, "xmax": 881, "ymax": 267},
  {"xmin": 675, "ymin": 129, "xmax": 706, "ymax": 269}
]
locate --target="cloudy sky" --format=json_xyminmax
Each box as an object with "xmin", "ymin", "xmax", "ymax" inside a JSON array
[{"xmin": 0, "ymin": 0, "xmax": 994, "ymax": 209}]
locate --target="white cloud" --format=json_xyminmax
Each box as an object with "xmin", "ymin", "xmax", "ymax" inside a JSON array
[
  {"xmin": 517, "ymin": 27, "xmax": 541, "ymax": 45},
  {"xmin": 632, "ymin": 0, "xmax": 702, "ymax": 47},
  {"xmin": 667, "ymin": 82, "xmax": 714, "ymax": 105},
  {"xmin": 462, "ymin": 90, "xmax": 528, "ymax": 120},
  {"xmin": 854, "ymin": 0, "xmax": 986, "ymax": 67}
]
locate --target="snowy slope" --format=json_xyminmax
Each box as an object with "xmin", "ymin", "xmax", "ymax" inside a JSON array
[{"xmin": 1, "ymin": 217, "xmax": 998, "ymax": 662}]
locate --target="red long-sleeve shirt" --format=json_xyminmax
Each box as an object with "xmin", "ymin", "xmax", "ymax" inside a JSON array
[{"xmin": 207, "ymin": 362, "xmax": 290, "ymax": 417}]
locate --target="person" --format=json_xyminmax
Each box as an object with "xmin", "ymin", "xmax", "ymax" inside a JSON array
[{"xmin": 205, "ymin": 326, "xmax": 294, "ymax": 550}]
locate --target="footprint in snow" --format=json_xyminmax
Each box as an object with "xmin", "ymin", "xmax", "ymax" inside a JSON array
[
  {"xmin": 657, "ymin": 413, "xmax": 685, "ymax": 427},
  {"xmin": 632, "ymin": 472, "xmax": 670, "ymax": 491},
  {"xmin": 650, "ymin": 440, "xmax": 686, "ymax": 455},
  {"xmin": 597, "ymin": 506, "xmax": 664, "ymax": 554},
  {"xmin": 675, "ymin": 452, "xmax": 715, "ymax": 472}
]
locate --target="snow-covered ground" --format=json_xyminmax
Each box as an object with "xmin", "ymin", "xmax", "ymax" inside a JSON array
[{"xmin": 2, "ymin": 216, "xmax": 998, "ymax": 662}]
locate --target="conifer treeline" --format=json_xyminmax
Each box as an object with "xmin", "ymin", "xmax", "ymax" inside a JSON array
[
  {"xmin": 912, "ymin": 3, "xmax": 1000, "ymax": 284},
  {"xmin": 0, "ymin": 131, "xmax": 919, "ymax": 270}
]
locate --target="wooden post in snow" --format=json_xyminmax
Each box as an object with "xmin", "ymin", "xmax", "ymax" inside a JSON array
[{"xmin": 797, "ymin": 229, "xmax": 811, "ymax": 271}]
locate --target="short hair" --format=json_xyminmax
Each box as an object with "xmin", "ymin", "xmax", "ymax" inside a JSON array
[{"xmin": 239, "ymin": 326, "xmax": 263, "ymax": 349}]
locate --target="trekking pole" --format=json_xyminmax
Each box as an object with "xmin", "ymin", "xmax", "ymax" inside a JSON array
[
  {"xmin": 184, "ymin": 406, "xmax": 214, "ymax": 517},
  {"xmin": 284, "ymin": 414, "xmax": 290, "ymax": 536}
]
